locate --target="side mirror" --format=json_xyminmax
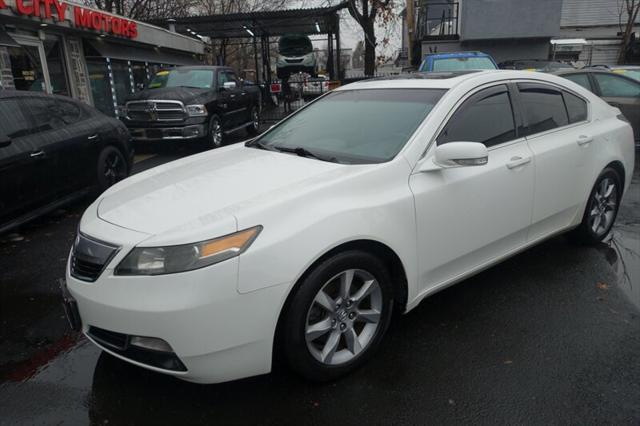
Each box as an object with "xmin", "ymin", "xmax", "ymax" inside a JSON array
[
  {"xmin": 419, "ymin": 142, "xmax": 488, "ymax": 172},
  {"xmin": 221, "ymin": 81, "xmax": 237, "ymax": 91},
  {"xmin": 0, "ymin": 133, "xmax": 11, "ymax": 148}
]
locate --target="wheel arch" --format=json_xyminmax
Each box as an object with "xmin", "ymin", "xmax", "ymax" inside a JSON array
[
  {"xmin": 605, "ymin": 160, "xmax": 626, "ymax": 192},
  {"xmin": 271, "ymin": 238, "xmax": 408, "ymax": 366}
]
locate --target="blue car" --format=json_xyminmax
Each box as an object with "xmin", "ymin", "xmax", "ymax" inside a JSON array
[{"xmin": 419, "ymin": 51, "xmax": 498, "ymax": 72}]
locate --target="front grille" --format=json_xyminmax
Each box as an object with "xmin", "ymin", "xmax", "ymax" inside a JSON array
[
  {"xmin": 126, "ymin": 100, "xmax": 186, "ymax": 122},
  {"xmin": 70, "ymin": 233, "xmax": 119, "ymax": 282},
  {"xmin": 285, "ymin": 58, "xmax": 304, "ymax": 64}
]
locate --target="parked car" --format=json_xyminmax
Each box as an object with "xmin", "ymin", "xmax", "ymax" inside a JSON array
[
  {"xmin": 303, "ymin": 74, "xmax": 330, "ymax": 99},
  {"xmin": 499, "ymin": 59, "xmax": 574, "ymax": 72},
  {"xmin": 554, "ymin": 69, "xmax": 640, "ymax": 144},
  {"xmin": 0, "ymin": 91, "xmax": 132, "ymax": 234},
  {"xmin": 63, "ymin": 70, "xmax": 634, "ymax": 384},
  {"xmin": 418, "ymin": 52, "xmax": 497, "ymax": 72},
  {"xmin": 276, "ymin": 34, "xmax": 316, "ymax": 79},
  {"xmin": 124, "ymin": 66, "xmax": 262, "ymax": 148}
]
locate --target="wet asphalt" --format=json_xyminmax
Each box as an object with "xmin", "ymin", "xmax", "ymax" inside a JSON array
[{"xmin": 0, "ymin": 145, "xmax": 638, "ymax": 425}]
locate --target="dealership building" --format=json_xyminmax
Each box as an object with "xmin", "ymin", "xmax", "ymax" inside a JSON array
[{"xmin": 0, "ymin": 0, "xmax": 204, "ymax": 116}]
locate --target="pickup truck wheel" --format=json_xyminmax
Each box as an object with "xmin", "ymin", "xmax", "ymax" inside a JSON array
[
  {"xmin": 246, "ymin": 107, "xmax": 260, "ymax": 136},
  {"xmin": 207, "ymin": 116, "xmax": 223, "ymax": 148}
]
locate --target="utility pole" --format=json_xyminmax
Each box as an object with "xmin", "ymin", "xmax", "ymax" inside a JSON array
[{"xmin": 406, "ymin": 0, "xmax": 415, "ymax": 66}]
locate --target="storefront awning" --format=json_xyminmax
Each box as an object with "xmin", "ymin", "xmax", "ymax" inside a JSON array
[
  {"xmin": 0, "ymin": 26, "xmax": 20, "ymax": 48},
  {"xmin": 86, "ymin": 40, "xmax": 201, "ymax": 66}
]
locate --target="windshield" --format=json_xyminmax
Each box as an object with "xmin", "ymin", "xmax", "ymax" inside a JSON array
[
  {"xmin": 148, "ymin": 69, "xmax": 214, "ymax": 89},
  {"xmin": 279, "ymin": 35, "xmax": 313, "ymax": 56},
  {"xmin": 428, "ymin": 57, "xmax": 497, "ymax": 72},
  {"xmin": 252, "ymin": 89, "xmax": 446, "ymax": 164}
]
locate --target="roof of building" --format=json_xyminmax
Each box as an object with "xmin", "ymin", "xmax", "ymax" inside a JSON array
[{"xmin": 150, "ymin": 3, "xmax": 348, "ymax": 39}]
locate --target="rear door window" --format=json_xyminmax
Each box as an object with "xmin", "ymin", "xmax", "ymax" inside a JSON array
[
  {"xmin": 437, "ymin": 84, "xmax": 516, "ymax": 147},
  {"xmin": 517, "ymin": 83, "xmax": 569, "ymax": 136},
  {"xmin": 563, "ymin": 92, "xmax": 588, "ymax": 123}
]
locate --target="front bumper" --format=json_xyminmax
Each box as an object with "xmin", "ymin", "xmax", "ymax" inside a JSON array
[
  {"xmin": 66, "ymin": 230, "xmax": 291, "ymax": 384},
  {"xmin": 129, "ymin": 124, "xmax": 205, "ymax": 141}
]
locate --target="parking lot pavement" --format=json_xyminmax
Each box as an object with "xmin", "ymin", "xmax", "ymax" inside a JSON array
[{"xmin": 0, "ymin": 152, "xmax": 638, "ymax": 425}]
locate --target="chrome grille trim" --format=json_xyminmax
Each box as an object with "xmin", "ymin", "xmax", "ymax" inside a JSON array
[{"xmin": 125, "ymin": 100, "xmax": 186, "ymax": 122}]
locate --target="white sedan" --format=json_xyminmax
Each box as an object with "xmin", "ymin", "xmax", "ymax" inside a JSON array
[{"xmin": 64, "ymin": 70, "xmax": 635, "ymax": 384}]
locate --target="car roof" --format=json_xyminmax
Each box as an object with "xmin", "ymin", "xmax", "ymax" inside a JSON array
[
  {"xmin": 0, "ymin": 89, "xmax": 69, "ymax": 100},
  {"xmin": 337, "ymin": 70, "xmax": 566, "ymax": 91},
  {"xmin": 424, "ymin": 51, "xmax": 491, "ymax": 59}
]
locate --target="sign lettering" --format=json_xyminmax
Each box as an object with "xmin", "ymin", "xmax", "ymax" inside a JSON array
[{"xmin": 11, "ymin": 0, "xmax": 138, "ymax": 39}]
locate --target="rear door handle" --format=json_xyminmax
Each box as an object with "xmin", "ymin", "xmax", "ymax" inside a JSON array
[
  {"xmin": 577, "ymin": 135, "xmax": 593, "ymax": 146},
  {"xmin": 506, "ymin": 156, "xmax": 531, "ymax": 169},
  {"xmin": 30, "ymin": 150, "xmax": 45, "ymax": 159},
  {"xmin": 88, "ymin": 134, "xmax": 99, "ymax": 141}
]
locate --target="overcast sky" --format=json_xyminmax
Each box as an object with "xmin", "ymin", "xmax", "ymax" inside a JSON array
[{"xmin": 296, "ymin": 1, "xmax": 403, "ymax": 57}]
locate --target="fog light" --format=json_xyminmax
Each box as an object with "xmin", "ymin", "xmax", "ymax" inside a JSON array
[
  {"xmin": 129, "ymin": 336, "xmax": 173, "ymax": 352},
  {"xmin": 183, "ymin": 126, "xmax": 200, "ymax": 137}
]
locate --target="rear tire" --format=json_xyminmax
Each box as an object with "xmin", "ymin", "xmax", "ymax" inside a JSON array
[
  {"xmin": 96, "ymin": 146, "xmax": 128, "ymax": 193},
  {"xmin": 570, "ymin": 167, "xmax": 622, "ymax": 245},
  {"xmin": 282, "ymin": 250, "xmax": 394, "ymax": 382}
]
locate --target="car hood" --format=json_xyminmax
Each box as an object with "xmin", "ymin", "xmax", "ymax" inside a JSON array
[
  {"xmin": 127, "ymin": 87, "xmax": 212, "ymax": 104},
  {"xmin": 96, "ymin": 145, "xmax": 347, "ymax": 244}
]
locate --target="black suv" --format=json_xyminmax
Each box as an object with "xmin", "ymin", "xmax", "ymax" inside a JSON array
[
  {"xmin": 0, "ymin": 91, "xmax": 133, "ymax": 234},
  {"xmin": 124, "ymin": 66, "xmax": 262, "ymax": 148}
]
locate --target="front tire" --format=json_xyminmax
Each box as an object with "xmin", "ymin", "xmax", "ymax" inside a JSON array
[
  {"xmin": 282, "ymin": 250, "xmax": 394, "ymax": 381},
  {"xmin": 571, "ymin": 167, "xmax": 622, "ymax": 245},
  {"xmin": 246, "ymin": 106, "xmax": 260, "ymax": 136},
  {"xmin": 206, "ymin": 115, "xmax": 224, "ymax": 149}
]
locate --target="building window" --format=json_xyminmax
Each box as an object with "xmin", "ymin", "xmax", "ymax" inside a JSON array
[
  {"xmin": 86, "ymin": 58, "xmax": 115, "ymax": 116},
  {"xmin": 43, "ymin": 39, "xmax": 70, "ymax": 96}
]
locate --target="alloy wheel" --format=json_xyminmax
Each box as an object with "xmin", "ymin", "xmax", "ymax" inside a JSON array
[
  {"xmin": 103, "ymin": 151, "xmax": 125, "ymax": 187},
  {"xmin": 588, "ymin": 177, "xmax": 618, "ymax": 236},
  {"xmin": 210, "ymin": 119, "xmax": 223, "ymax": 147},
  {"xmin": 305, "ymin": 269, "xmax": 383, "ymax": 366},
  {"xmin": 252, "ymin": 108, "xmax": 259, "ymax": 131}
]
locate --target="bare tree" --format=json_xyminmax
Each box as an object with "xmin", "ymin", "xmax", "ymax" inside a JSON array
[
  {"xmin": 87, "ymin": 0, "xmax": 195, "ymax": 20},
  {"xmin": 344, "ymin": 0, "xmax": 395, "ymax": 76},
  {"xmin": 618, "ymin": 0, "xmax": 640, "ymax": 63}
]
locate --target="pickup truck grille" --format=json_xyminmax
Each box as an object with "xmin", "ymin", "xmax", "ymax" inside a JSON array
[{"xmin": 126, "ymin": 100, "xmax": 186, "ymax": 122}]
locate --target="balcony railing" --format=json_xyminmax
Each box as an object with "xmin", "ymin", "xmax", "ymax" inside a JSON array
[{"xmin": 417, "ymin": 2, "xmax": 459, "ymax": 40}]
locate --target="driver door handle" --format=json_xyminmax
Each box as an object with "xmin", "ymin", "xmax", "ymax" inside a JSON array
[
  {"xmin": 88, "ymin": 134, "xmax": 99, "ymax": 141},
  {"xmin": 577, "ymin": 135, "xmax": 593, "ymax": 146},
  {"xmin": 506, "ymin": 156, "xmax": 531, "ymax": 169},
  {"xmin": 30, "ymin": 150, "xmax": 45, "ymax": 159}
]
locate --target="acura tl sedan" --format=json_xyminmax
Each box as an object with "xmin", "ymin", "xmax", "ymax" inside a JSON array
[{"xmin": 63, "ymin": 70, "xmax": 634, "ymax": 384}]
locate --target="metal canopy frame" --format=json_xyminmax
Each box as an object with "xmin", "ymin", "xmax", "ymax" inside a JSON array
[{"xmin": 151, "ymin": 3, "xmax": 347, "ymax": 82}]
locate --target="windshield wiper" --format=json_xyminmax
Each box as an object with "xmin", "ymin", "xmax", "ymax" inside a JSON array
[
  {"xmin": 273, "ymin": 145, "xmax": 338, "ymax": 163},
  {"xmin": 246, "ymin": 139, "xmax": 275, "ymax": 151}
]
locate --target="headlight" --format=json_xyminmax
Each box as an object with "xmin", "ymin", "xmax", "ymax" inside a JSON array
[
  {"xmin": 115, "ymin": 226, "xmax": 262, "ymax": 276},
  {"xmin": 186, "ymin": 104, "xmax": 207, "ymax": 117}
]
